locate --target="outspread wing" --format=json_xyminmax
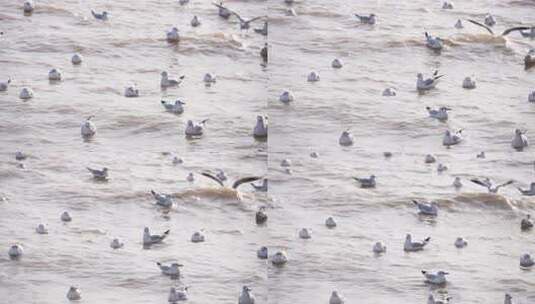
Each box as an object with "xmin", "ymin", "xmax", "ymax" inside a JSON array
[
  {"xmin": 470, "ymin": 178, "xmax": 490, "ymax": 188},
  {"xmin": 232, "ymin": 176, "xmax": 262, "ymax": 189},
  {"xmin": 467, "ymin": 19, "xmax": 494, "ymax": 34},
  {"xmin": 502, "ymin": 27, "xmax": 531, "ymax": 36},
  {"xmin": 201, "ymin": 172, "xmax": 224, "ymax": 187}
]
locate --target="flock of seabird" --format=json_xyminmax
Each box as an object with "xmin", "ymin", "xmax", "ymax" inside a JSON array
[{"xmin": 3, "ymin": 0, "xmax": 535, "ymax": 303}]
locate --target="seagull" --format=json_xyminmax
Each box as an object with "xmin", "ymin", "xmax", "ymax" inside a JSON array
[
  {"xmin": 413, "ymin": 200, "xmax": 438, "ymax": 216},
  {"xmin": 325, "ymin": 217, "xmax": 337, "ymax": 228},
  {"xmin": 110, "ymin": 238, "xmax": 124, "ymax": 249},
  {"xmin": 518, "ymin": 184, "xmax": 535, "ymax": 196},
  {"xmin": 0, "ymin": 77, "xmax": 11, "ymax": 91},
  {"xmin": 404, "ymin": 234, "xmax": 430, "ymax": 252},
  {"xmin": 339, "ymin": 130, "xmax": 354, "ymax": 146},
  {"xmin": 505, "ymin": 294, "xmax": 513, "ymax": 304},
  {"xmin": 437, "ymin": 163, "xmax": 448, "ymax": 173},
  {"xmin": 520, "ymin": 253, "xmax": 534, "ymax": 268},
  {"xmin": 19, "ymin": 87, "xmax": 34, "ymax": 100},
  {"xmin": 279, "ymin": 90, "xmax": 294, "ymax": 103},
  {"xmin": 239, "ymin": 286, "xmax": 255, "ymax": 304},
  {"xmin": 329, "ymin": 291, "xmax": 345, "ymax": 304},
  {"xmin": 15, "ymin": 151, "xmax": 28, "ymax": 161},
  {"xmin": 36, "ymin": 224, "xmax": 48, "ymax": 234},
  {"xmin": 454, "ymin": 237, "xmax": 467, "ymax": 248},
  {"xmin": 190, "ymin": 16, "xmax": 201, "ymax": 27},
  {"xmin": 160, "ymin": 72, "xmax": 185, "ymax": 88},
  {"xmin": 253, "ymin": 115, "xmax": 268, "ymax": 138},
  {"xmin": 529, "ymin": 91, "xmax": 535, "ymax": 102},
  {"xmin": 470, "ymin": 177, "xmax": 514, "ymax": 193},
  {"xmin": 467, "ymin": 19, "xmax": 530, "ymax": 36},
  {"xmin": 81, "ymin": 116, "xmax": 97, "ymax": 137},
  {"xmin": 455, "ymin": 19, "xmax": 463, "ymax": 29},
  {"xmin": 354, "ymin": 13, "xmax": 376, "ymax": 25},
  {"xmin": 215, "ymin": 170, "xmax": 227, "ymax": 182},
  {"xmin": 186, "ymin": 172, "xmax": 195, "ymax": 182},
  {"xmin": 260, "ymin": 43, "xmax": 268, "ymax": 62},
  {"xmin": 307, "ymin": 71, "xmax": 320, "ymax": 82},
  {"xmin": 213, "ymin": 2, "xmax": 232, "ymax": 19},
  {"xmin": 156, "ymin": 262, "xmax": 183, "ymax": 277},
  {"xmin": 48, "ymin": 68, "xmax": 62, "ymax": 81},
  {"xmin": 373, "ymin": 241, "xmax": 386, "ymax": 254},
  {"xmin": 87, "ymin": 167, "xmax": 108, "ymax": 180},
  {"xmin": 299, "ymin": 228, "xmax": 311, "ymax": 239},
  {"xmin": 443, "ymin": 129, "xmax": 463, "ymax": 146},
  {"xmin": 520, "ymin": 214, "xmax": 533, "ymax": 230},
  {"xmin": 453, "ymin": 177, "xmax": 463, "ymax": 188},
  {"xmin": 191, "ymin": 231, "xmax": 205, "ymax": 242},
  {"xmin": 382, "ymin": 87, "xmax": 396, "ymax": 96},
  {"xmin": 425, "ymin": 32, "xmax": 443, "ymax": 50},
  {"xmin": 477, "ymin": 151, "xmax": 486, "ymax": 158},
  {"xmin": 462, "ymin": 76, "xmax": 476, "ymax": 89},
  {"xmin": 422, "ymin": 270, "xmax": 448, "ymax": 285},
  {"xmin": 257, "ymin": 246, "xmax": 268, "ymax": 259},
  {"xmin": 511, "ymin": 129, "xmax": 528, "ymax": 150},
  {"xmin": 417, "ymin": 70, "xmax": 444, "ymax": 91},
  {"xmin": 168, "ymin": 287, "xmax": 188, "ymax": 303},
  {"xmin": 91, "ymin": 10, "xmax": 108, "ymax": 20},
  {"xmin": 251, "ymin": 179, "xmax": 268, "ymax": 192},
  {"xmin": 150, "ymin": 190, "xmax": 174, "ymax": 208},
  {"xmin": 272, "ymin": 251, "xmax": 288, "ymax": 265},
  {"xmin": 519, "ymin": 27, "xmax": 535, "ymax": 38},
  {"xmin": 166, "ymin": 27, "xmax": 180, "ymax": 43},
  {"xmin": 8, "ymin": 244, "xmax": 23, "ymax": 258},
  {"xmin": 201, "ymin": 171, "xmax": 262, "ymax": 190},
  {"xmin": 161, "ymin": 100, "xmax": 185, "ymax": 114},
  {"xmin": 254, "ymin": 21, "xmax": 268, "ymax": 36},
  {"xmin": 124, "ymin": 85, "xmax": 139, "ymax": 97},
  {"xmin": 203, "ymin": 73, "xmax": 217, "ymax": 84},
  {"xmin": 185, "ymin": 119, "xmax": 208, "ymax": 137},
  {"xmin": 426, "ymin": 106, "xmax": 450, "ymax": 121},
  {"xmin": 428, "ymin": 294, "xmax": 451, "ymax": 304},
  {"xmin": 230, "ymin": 11, "xmax": 265, "ymax": 30},
  {"xmin": 484, "ymin": 14, "xmax": 496, "ymax": 26},
  {"xmin": 71, "ymin": 53, "xmax": 83, "ymax": 65},
  {"xmin": 23, "ymin": 1, "xmax": 34, "ymax": 13},
  {"xmin": 66, "ymin": 286, "xmax": 81, "ymax": 301},
  {"xmin": 256, "ymin": 207, "xmax": 268, "ymax": 224},
  {"xmin": 332, "ymin": 58, "xmax": 343, "ymax": 68},
  {"xmin": 442, "ymin": 1, "xmax": 453, "ymax": 9},
  {"xmin": 311, "ymin": 151, "xmax": 320, "ymax": 158},
  {"xmin": 353, "ymin": 175, "xmax": 376, "ymax": 188},
  {"xmin": 525, "ymin": 49, "xmax": 535, "ymax": 68},
  {"xmin": 61, "ymin": 211, "xmax": 72, "ymax": 222},
  {"xmin": 143, "ymin": 227, "xmax": 170, "ymax": 245},
  {"xmin": 179, "ymin": 0, "xmax": 189, "ymax": 5}
]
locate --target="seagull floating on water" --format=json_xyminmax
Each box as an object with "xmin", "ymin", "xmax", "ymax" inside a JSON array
[
  {"xmin": 477, "ymin": 151, "xmax": 486, "ymax": 158},
  {"xmin": 413, "ymin": 200, "xmax": 438, "ymax": 216},
  {"xmin": 484, "ymin": 14, "xmax": 496, "ymax": 27},
  {"xmin": 437, "ymin": 163, "xmax": 448, "ymax": 172},
  {"xmin": 281, "ymin": 159, "xmax": 292, "ymax": 167},
  {"xmin": 186, "ymin": 172, "xmax": 195, "ymax": 182},
  {"xmin": 151, "ymin": 190, "xmax": 174, "ymax": 208},
  {"xmin": 353, "ymin": 175, "xmax": 376, "ymax": 188},
  {"xmin": 329, "ymin": 291, "xmax": 345, "ymax": 304},
  {"xmin": 61, "ymin": 211, "xmax": 72, "ymax": 222},
  {"xmin": 81, "ymin": 116, "xmax": 96, "ymax": 137},
  {"xmin": 307, "ymin": 71, "xmax": 320, "ymax": 82},
  {"xmin": 255, "ymin": 207, "xmax": 268, "ymax": 224},
  {"xmin": 525, "ymin": 49, "xmax": 535, "ymax": 68},
  {"xmin": 190, "ymin": 16, "xmax": 201, "ymax": 27},
  {"xmin": 67, "ymin": 286, "xmax": 81, "ymax": 301},
  {"xmin": 331, "ymin": 58, "xmax": 343, "ymax": 69},
  {"xmin": 185, "ymin": 119, "xmax": 208, "ymax": 137},
  {"xmin": 8, "ymin": 244, "xmax": 23, "ymax": 259},
  {"xmin": 299, "ymin": 228, "xmax": 311, "ymax": 239},
  {"xmin": 339, "ymin": 130, "xmax": 354, "ymax": 146},
  {"xmin": 160, "ymin": 72, "xmax": 185, "ymax": 88},
  {"xmin": 470, "ymin": 177, "xmax": 514, "ymax": 193},
  {"xmin": 373, "ymin": 241, "xmax": 386, "ymax": 254},
  {"xmin": 425, "ymin": 154, "xmax": 436, "ymax": 163},
  {"xmin": 19, "ymin": 87, "xmax": 34, "ymax": 100},
  {"xmin": 310, "ymin": 151, "xmax": 320, "ymax": 158},
  {"xmin": 529, "ymin": 91, "xmax": 535, "ymax": 102},
  {"xmin": 253, "ymin": 115, "xmax": 268, "ymax": 138},
  {"xmin": 91, "ymin": 10, "xmax": 108, "ymax": 20},
  {"xmin": 428, "ymin": 294, "xmax": 451, "ymax": 304},
  {"xmin": 422, "ymin": 270, "xmax": 448, "ymax": 285},
  {"xmin": 87, "ymin": 167, "xmax": 108, "ymax": 180},
  {"xmin": 462, "ymin": 76, "xmax": 476, "ymax": 89},
  {"xmin": 425, "ymin": 32, "xmax": 443, "ymax": 50},
  {"xmin": 168, "ymin": 287, "xmax": 188, "ymax": 303},
  {"xmin": 271, "ymin": 250, "xmax": 288, "ymax": 265},
  {"xmin": 382, "ymin": 87, "xmax": 396, "ymax": 96},
  {"xmin": 453, "ymin": 177, "xmax": 463, "ymax": 188},
  {"xmin": 279, "ymin": 90, "xmax": 294, "ymax": 103},
  {"xmin": 261, "ymin": 43, "xmax": 268, "ymax": 62},
  {"xmin": 417, "ymin": 70, "xmax": 444, "ymax": 91},
  {"xmin": 520, "ymin": 253, "xmax": 534, "ymax": 268},
  {"xmin": 143, "ymin": 227, "xmax": 170, "ymax": 246},
  {"xmin": 251, "ymin": 179, "xmax": 267, "ymax": 192},
  {"xmin": 15, "ymin": 151, "xmax": 28, "ymax": 161},
  {"xmin": 157, "ymin": 262, "xmax": 183, "ymax": 277},
  {"xmin": 213, "ymin": 2, "xmax": 232, "ymax": 19},
  {"xmin": 454, "ymin": 237, "xmax": 468, "ymax": 248},
  {"xmin": 0, "ymin": 77, "xmax": 11, "ymax": 91},
  {"xmin": 442, "ymin": 1, "xmax": 454, "ymax": 9},
  {"xmin": 520, "ymin": 214, "xmax": 533, "ymax": 230},
  {"xmin": 191, "ymin": 231, "xmax": 205, "ymax": 243},
  {"xmin": 166, "ymin": 27, "xmax": 180, "ymax": 43},
  {"xmin": 48, "ymin": 68, "xmax": 62, "ymax": 81},
  {"xmin": 325, "ymin": 217, "xmax": 337, "ymax": 228},
  {"xmin": 505, "ymin": 294, "xmax": 513, "ymax": 304},
  {"xmin": 71, "ymin": 53, "xmax": 82, "ymax": 65},
  {"xmin": 511, "ymin": 129, "xmax": 528, "ymax": 150},
  {"xmin": 254, "ymin": 21, "xmax": 268, "ymax": 36},
  {"xmin": 404, "ymin": 234, "xmax": 430, "ymax": 252},
  {"xmin": 161, "ymin": 100, "xmax": 185, "ymax": 114},
  {"xmin": 257, "ymin": 246, "xmax": 268, "ymax": 259},
  {"xmin": 110, "ymin": 238, "xmax": 124, "ymax": 249},
  {"xmin": 426, "ymin": 106, "xmax": 450, "ymax": 121},
  {"xmin": 203, "ymin": 73, "xmax": 216, "ymax": 84},
  {"xmin": 239, "ymin": 286, "xmax": 255, "ymax": 304},
  {"xmin": 354, "ymin": 13, "xmax": 376, "ymax": 25},
  {"xmin": 443, "ymin": 129, "xmax": 463, "ymax": 146},
  {"xmin": 124, "ymin": 85, "xmax": 139, "ymax": 97},
  {"xmin": 454, "ymin": 19, "xmax": 463, "ymax": 29},
  {"xmin": 36, "ymin": 224, "xmax": 48, "ymax": 234}
]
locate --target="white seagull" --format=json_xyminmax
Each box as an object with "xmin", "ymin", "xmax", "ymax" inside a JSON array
[
  {"xmin": 23, "ymin": 1, "xmax": 34, "ymax": 13},
  {"xmin": 354, "ymin": 13, "xmax": 376, "ymax": 25},
  {"xmin": 166, "ymin": 27, "xmax": 180, "ymax": 43},
  {"xmin": 339, "ymin": 130, "xmax": 354, "ymax": 146},
  {"xmin": 520, "ymin": 253, "xmax": 534, "ymax": 267},
  {"xmin": 426, "ymin": 106, "xmax": 450, "ymax": 121},
  {"xmin": 425, "ymin": 32, "xmax": 443, "ymax": 50},
  {"xmin": 160, "ymin": 72, "xmax": 185, "ymax": 88},
  {"xmin": 110, "ymin": 238, "xmax": 124, "ymax": 249},
  {"xmin": 48, "ymin": 68, "xmax": 62, "ymax": 81},
  {"xmin": 251, "ymin": 179, "xmax": 268, "ymax": 192},
  {"xmin": 271, "ymin": 250, "xmax": 288, "ymax": 265},
  {"xmin": 511, "ymin": 129, "xmax": 528, "ymax": 150},
  {"xmin": 213, "ymin": 2, "xmax": 232, "ymax": 19},
  {"xmin": 124, "ymin": 85, "xmax": 139, "ymax": 97},
  {"xmin": 455, "ymin": 19, "xmax": 463, "ymax": 29},
  {"xmin": 329, "ymin": 291, "xmax": 345, "ymax": 304},
  {"xmin": 332, "ymin": 58, "xmax": 343, "ymax": 69},
  {"xmin": 279, "ymin": 90, "xmax": 294, "ymax": 103},
  {"xmin": 404, "ymin": 234, "xmax": 430, "ymax": 252},
  {"xmin": 529, "ymin": 91, "xmax": 535, "ymax": 102},
  {"xmin": 325, "ymin": 217, "xmax": 337, "ymax": 228},
  {"xmin": 185, "ymin": 119, "xmax": 208, "ymax": 137},
  {"xmin": 462, "ymin": 76, "xmax": 476, "ymax": 89},
  {"xmin": 71, "ymin": 53, "xmax": 83, "ymax": 65},
  {"xmin": 19, "ymin": 87, "xmax": 34, "ymax": 100},
  {"xmin": 150, "ymin": 190, "xmax": 174, "ymax": 208},
  {"xmin": 454, "ymin": 237, "xmax": 467, "ymax": 248},
  {"xmin": 191, "ymin": 16, "xmax": 201, "ymax": 27},
  {"xmin": 417, "ymin": 70, "xmax": 444, "ymax": 91},
  {"xmin": 307, "ymin": 71, "xmax": 320, "ymax": 82},
  {"xmin": 257, "ymin": 246, "xmax": 268, "ymax": 259},
  {"xmin": 373, "ymin": 241, "xmax": 387, "ymax": 254},
  {"xmin": 0, "ymin": 77, "xmax": 11, "ymax": 91},
  {"xmin": 36, "ymin": 224, "xmax": 48, "ymax": 234},
  {"xmin": 61, "ymin": 211, "xmax": 72, "ymax": 222},
  {"xmin": 143, "ymin": 227, "xmax": 170, "ymax": 245},
  {"xmin": 471, "ymin": 177, "xmax": 514, "ymax": 193},
  {"xmin": 8, "ymin": 244, "xmax": 23, "ymax": 258},
  {"xmin": 191, "ymin": 231, "xmax": 205, "ymax": 243},
  {"xmin": 161, "ymin": 100, "xmax": 185, "ymax": 114},
  {"xmin": 239, "ymin": 286, "xmax": 255, "ymax": 304},
  {"xmin": 453, "ymin": 177, "xmax": 463, "ymax": 188},
  {"xmin": 353, "ymin": 175, "xmax": 376, "ymax": 188},
  {"xmin": 442, "ymin": 129, "xmax": 463, "ymax": 146},
  {"xmin": 520, "ymin": 214, "xmax": 533, "ymax": 230},
  {"xmin": 81, "ymin": 116, "xmax": 97, "ymax": 137},
  {"xmin": 87, "ymin": 167, "xmax": 108, "ymax": 180},
  {"xmin": 230, "ymin": 10, "xmax": 265, "ymax": 30},
  {"xmin": 422, "ymin": 270, "xmax": 448, "ymax": 285},
  {"xmin": 168, "ymin": 287, "xmax": 188, "ymax": 302},
  {"xmin": 413, "ymin": 200, "xmax": 438, "ymax": 216},
  {"xmin": 253, "ymin": 115, "xmax": 268, "ymax": 138},
  {"xmin": 442, "ymin": 1, "xmax": 453, "ymax": 9},
  {"xmin": 91, "ymin": 10, "xmax": 108, "ymax": 20},
  {"xmin": 66, "ymin": 286, "xmax": 82, "ymax": 301},
  {"xmin": 156, "ymin": 262, "xmax": 183, "ymax": 277}
]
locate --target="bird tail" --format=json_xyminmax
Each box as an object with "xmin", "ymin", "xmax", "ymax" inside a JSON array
[
  {"xmin": 412, "ymin": 200, "xmax": 419, "ymax": 205},
  {"xmin": 161, "ymin": 100, "xmax": 166, "ymax": 105},
  {"xmin": 424, "ymin": 237, "xmax": 431, "ymax": 243},
  {"xmin": 156, "ymin": 262, "xmax": 162, "ymax": 266},
  {"xmin": 91, "ymin": 10, "xmax": 96, "ymax": 16},
  {"xmin": 434, "ymin": 74, "xmax": 445, "ymax": 80},
  {"xmin": 150, "ymin": 190, "xmax": 156, "ymax": 196},
  {"xmin": 7, "ymin": 78, "xmax": 11, "ymax": 84},
  {"xmin": 354, "ymin": 14, "xmax": 361, "ymax": 18},
  {"xmin": 421, "ymin": 270, "xmax": 427, "ymax": 274},
  {"xmin": 163, "ymin": 230, "xmax": 170, "ymax": 236}
]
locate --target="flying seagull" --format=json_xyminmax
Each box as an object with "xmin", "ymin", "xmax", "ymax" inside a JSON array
[
  {"xmin": 470, "ymin": 177, "xmax": 514, "ymax": 193},
  {"xmin": 201, "ymin": 171, "xmax": 262, "ymax": 189},
  {"xmin": 467, "ymin": 19, "xmax": 530, "ymax": 36}
]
